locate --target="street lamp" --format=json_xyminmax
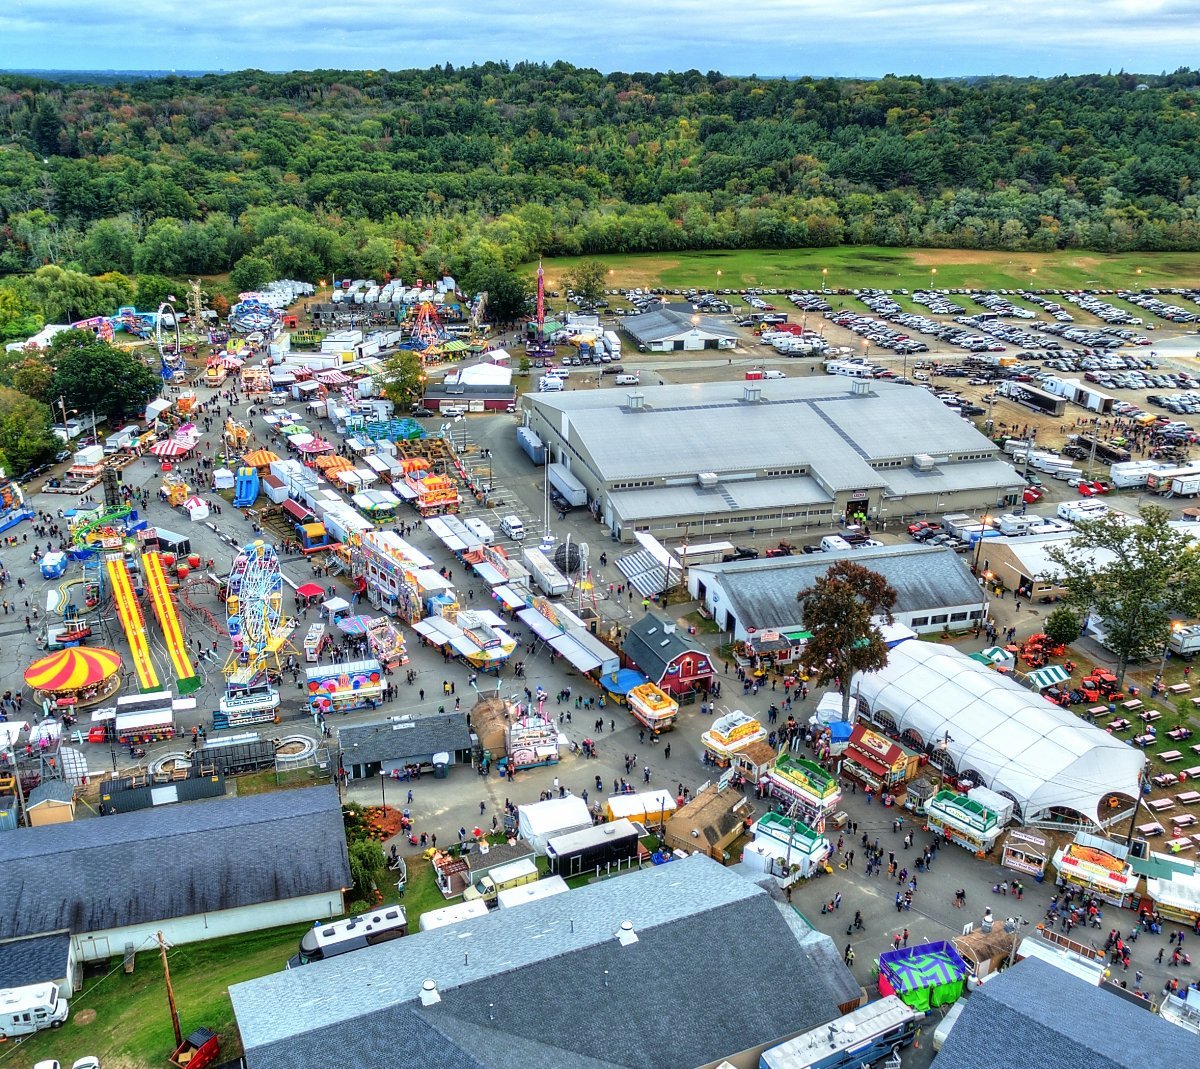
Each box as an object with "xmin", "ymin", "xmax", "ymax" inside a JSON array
[
  {"xmin": 821, "ymin": 268, "xmax": 829, "ymax": 293},
  {"xmin": 936, "ymin": 731, "xmax": 954, "ymax": 789},
  {"xmin": 971, "ymin": 514, "xmax": 992, "ymax": 576},
  {"xmin": 929, "ymin": 267, "xmax": 937, "ymax": 292},
  {"xmin": 379, "ymin": 768, "xmax": 388, "ymax": 810}
]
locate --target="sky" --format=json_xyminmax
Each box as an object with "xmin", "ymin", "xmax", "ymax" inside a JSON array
[{"xmin": 3, "ymin": 0, "xmax": 1199, "ymax": 78}]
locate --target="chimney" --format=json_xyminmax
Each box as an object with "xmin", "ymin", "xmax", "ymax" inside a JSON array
[{"xmin": 419, "ymin": 979, "xmax": 441, "ymax": 1006}]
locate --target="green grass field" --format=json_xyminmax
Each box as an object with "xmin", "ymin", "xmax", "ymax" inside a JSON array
[{"xmin": 531, "ymin": 247, "xmax": 1200, "ymax": 293}]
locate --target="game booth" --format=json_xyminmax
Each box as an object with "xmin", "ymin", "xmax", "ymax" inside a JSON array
[
  {"xmin": 840, "ymin": 723, "xmax": 921, "ymax": 798},
  {"xmin": 1001, "ymin": 829, "xmax": 1049, "ymax": 880},
  {"xmin": 307, "ymin": 659, "xmax": 386, "ymax": 715},
  {"xmin": 1051, "ymin": 832, "xmax": 1137, "ymax": 908},
  {"xmin": 25, "ymin": 647, "xmax": 123, "ymax": 709},
  {"xmin": 504, "ymin": 711, "xmax": 561, "ymax": 772},
  {"xmin": 877, "ymin": 941, "xmax": 969, "ymax": 1011}
]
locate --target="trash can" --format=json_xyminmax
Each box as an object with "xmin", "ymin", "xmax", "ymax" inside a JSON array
[{"xmin": 432, "ymin": 751, "xmax": 450, "ymax": 779}]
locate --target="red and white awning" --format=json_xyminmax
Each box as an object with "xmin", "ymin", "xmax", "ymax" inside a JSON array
[
  {"xmin": 315, "ymin": 370, "xmax": 352, "ymax": 385},
  {"xmin": 150, "ymin": 439, "xmax": 190, "ymax": 458}
]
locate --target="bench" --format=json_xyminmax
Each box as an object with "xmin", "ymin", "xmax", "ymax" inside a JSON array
[
  {"xmin": 1137, "ymin": 821, "xmax": 1165, "ymax": 837},
  {"xmin": 1178, "ymin": 791, "xmax": 1200, "ymax": 805},
  {"xmin": 1153, "ymin": 773, "xmax": 1180, "ymax": 787},
  {"xmin": 1161, "ymin": 750, "xmax": 1184, "ymax": 763},
  {"xmin": 1148, "ymin": 797, "xmax": 1177, "ymax": 812}
]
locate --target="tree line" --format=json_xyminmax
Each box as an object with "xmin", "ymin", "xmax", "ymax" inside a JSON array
[{"xmin": 1, "ymin": 64, "xmax": 1200, "ymax": 287}]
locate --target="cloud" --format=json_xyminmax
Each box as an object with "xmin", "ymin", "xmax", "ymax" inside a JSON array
[{"xmin": 4, "ymin": 0, "xmax": 1200, "ymax": 76}]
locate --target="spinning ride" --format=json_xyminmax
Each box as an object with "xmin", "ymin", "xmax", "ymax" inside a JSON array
[
  {"xmin": 224, "ymin": 540, "xmax": 293, "ymax": 686},
  {"xmin": 156, "ymin": 300, "xmax": 185, "ymax": 380}
]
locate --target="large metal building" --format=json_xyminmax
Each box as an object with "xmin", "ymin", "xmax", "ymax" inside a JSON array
[{"xmin": 523, "ymin": 377, "xmax": 1025, "ymax": 542}]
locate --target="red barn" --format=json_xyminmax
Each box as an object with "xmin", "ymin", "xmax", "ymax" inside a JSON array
[{"xmin": 621, "ymin": 613, "xmax": 714, "ymax": 700}]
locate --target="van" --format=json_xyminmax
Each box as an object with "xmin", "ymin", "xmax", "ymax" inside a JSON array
[
  {"xmin": 464, "ymin": 517, "xmax": 494, "ymax": 545},
  {"xmin": 762, "ymin": 369, "xmax": 786, "ymax": 379},
  {"xmin": 614, "ymin": 373, "xmax": 641, "ymax": 386},
  {"xmin": 500, "ymin": 515, "xmax": 525, "ymax": 540},
  {"xmin": 441, "ymin": 404, "xmax": 468, "ymax": 416},
  {"xmin": 538, "ymin": 376, "xmax": 564, "ymax": 393},
  {"xmin": 820, "ymin": 535, "xmax": 852, "ymax": 552},
  {"xmin": 0, "ymin": 983, "xmax": 69, "ymax": 1038}
]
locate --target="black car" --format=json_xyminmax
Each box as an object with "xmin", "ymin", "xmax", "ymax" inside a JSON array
[{"xmin": 410, "ymin": 406, "xmax": 434, "ymax": 418}]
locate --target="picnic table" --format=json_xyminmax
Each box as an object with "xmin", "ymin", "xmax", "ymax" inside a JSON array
[
  {"xmin": 1161, "ymin": 750, "xmax": 1184, "ymax": 763},
  {"xmin": 1134, "ymin": 732, "xmax": 1158, "ymax": 747},
  {"xmin": 1185, "ymin": 766, "xmax": 1200, "ymax": 779},
  {"xmin": 1178, "ymin": 791, "xmax": 1200, "ymax": 805},
  {"xmin": 1139, "ymin": 709, "xmax": 1162, "ymax": 723},
  {"xmin": 1137, "ymin": 821, "xmax": 1165, "ymax": 837},
  {"xmin": 1167, "ymin": 727, "xmax": 1194, "ymax": 741},
  {"xmin": 1167, "ymin": 838, "xmax": 1195, "ymax": 853},
  {"xmin": 1124, "ymin": 699, "xmax": 1146, "ymax": 713},
  {"xmin": 1108, "ymin": 717, "xmax": 1132, "ymax": 731},
  {"xmin": 1168, "ymin": 683, "xmax": 1193, "ymax": 696},
  {"xmin": 1148, "ymin": 797, "xmax": 1177, "ymax": 813},
  {"xmin": 1172, "ymin": 813, "xmax": 1199, "ymax": 829},
  {"xmin": 1087, "ymin": 705, "xmax": 1109, "ymax": 720},
  {"xmin": 1153, "ymin": 772, "xmax": 1180, "ymax": 787}
]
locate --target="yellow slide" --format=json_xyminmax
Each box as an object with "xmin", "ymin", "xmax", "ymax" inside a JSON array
[
  {"xmin": 142, "ymin": 552, "xmax": 200, "ymax": 695},
  {"xmin": 106, "ymin": 559, "xmax": 160, "ymax": 693}
]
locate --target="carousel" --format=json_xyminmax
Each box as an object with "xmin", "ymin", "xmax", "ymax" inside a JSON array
[{"xmin": 24, "ymin": 646, "xmax": 123, "ymax": 708}]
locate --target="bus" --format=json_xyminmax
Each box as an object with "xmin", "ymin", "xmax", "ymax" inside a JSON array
[
  {"xmin": 759, "ymin": 997, "xmax": 921, "ymax": 1069},
  {"xmin": 286, "ymin": 907, "xmax": 408, "ymax": 968}
]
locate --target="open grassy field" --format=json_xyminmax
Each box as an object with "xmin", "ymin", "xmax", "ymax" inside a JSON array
[{"xmin": 531, "ymin": 247, "xmax": 1200, "ymax": 294}]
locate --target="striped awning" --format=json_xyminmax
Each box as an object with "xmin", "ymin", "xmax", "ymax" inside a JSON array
[
  {"xmin": 242, "ymin": 449, "xmax": 280, "ymax": 467},
  {"xmin": 1026, "ymin": 664, "xmax": 1070, "ymax": 690},
  {"xmin": 25, "ymin": 647, "xmax": 122, "ymax": 692},
  {"xmin": 150, "ymin": 439, "xmax": 190, "ymax": 458}
]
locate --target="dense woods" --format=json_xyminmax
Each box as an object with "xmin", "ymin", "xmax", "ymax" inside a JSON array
[{"xmin": 3, "ymin": 64, "xmax": 1200, "ymax": 284}]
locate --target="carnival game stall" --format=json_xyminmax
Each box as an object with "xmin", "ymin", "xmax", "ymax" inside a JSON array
[
  {"xmin": 763, "ymin": 753, "xmax": 842, "ymax": 829},
  {"xmin": 877, "ymin": 941, "xmax": 969, "ymax": 1011},
  {"xmin": 366, "ymin": 617, "xmax": 408, "ymax": 669},
  {"xmin": 626, "ymin": 682, "xmax": 678, "ymax": 735},
  {"xmin": 925, "ymin": 790, "xmax": 1002, "ymax": 853},
  {"xmin": 744, "ymin": 811, "xmax": 831, "ymax": 878},
  {"xmin": 604, "ymin": 789, "xmax": 678, "ymax": 828},
  {"xmin": 24, "ymin": 647, "xmax": 122, "ymax": 708},
  {"xmin": 505, "ymin": 710, "xmax": 560, "ymax": 772},
  {"xmin": 701, "ymin": 711, "xmax": 767, "ymax": 768},
  {"xmin": 306, "ymin": 659, "xmax": 385, "ymax": 715},
  {"xmin": 1002, "ymin": 829, "xmax": 1049, "ymax": 880}
]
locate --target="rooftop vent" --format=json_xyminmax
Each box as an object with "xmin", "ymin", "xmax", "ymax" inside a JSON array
[
  {"xmin": 616, "ymin": 920, "xmax": 639, "ymax": 947},
  {"xmin": 850, "ymin": 379, "xmax": 871, "ymax": 397},
  {"xmin": 419, "ymin": 979, "xmax": 441, "ymax": 1006},
  {"xmin": 743, "ymin": 385, "xmax": 762, "ymax": 404},
  {"xmin": 662, "ymin": 621, "xmax": 676, "ymax": 634},
  {"xmin": 627, "ymin": 392, "xmax": 645, "ymax": 411},
  {"xmin": 698, "ymin": 472, "xmax": 719, "ymax": 488},
  {"xmin": 912, "ymin": 454, "xmax": 935, "ymax": 471}
]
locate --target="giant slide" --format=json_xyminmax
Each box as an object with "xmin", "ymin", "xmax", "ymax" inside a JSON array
[
  {"xmin": 107, "ymin": 559, "xmax": 160, "ymax": 693},
  {"xmin": 142, "ymin": 552, "xmax": 201, "ymax": 695}
]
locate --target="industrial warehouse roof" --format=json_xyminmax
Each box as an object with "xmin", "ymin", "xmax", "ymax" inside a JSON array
[
  {"xmin": 608, "ymin": 474, "xmax": 834, "ymax": 523},
  {"xmin": 338, "ymin": 713, "xmax": 473, "ymax": 764},
  {"xmin": 529, "ymin": 378, "xmax": 1010, "ymax": 484},
  {"xmin": 933, "ymin": 957, "xmax": 1199, "ymax": 1069},
  {"xmin": 691, "ymin": 545, "xmax": 984, "ymax": 632},
  {"xmin": 232, "ymin": 854, "xmax": 848, "ymax": 1069},
  {"xmin": 621, "ymin": 307, "xmax": 739, "ymax": 345},
  {"xmin": 0, "ymin": 787, "xmax": 350, "ymax": 941}
]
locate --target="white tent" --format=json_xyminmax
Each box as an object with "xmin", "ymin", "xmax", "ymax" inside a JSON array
[
  {"xmin": 851, "ymin": 639, "xmax": 1143, "ymax": 826},
  {"xmin": 455, "ymin": 362, "xmax": 512, "ymax": 387},
  {"xmin": 517, "ymin": 795, "xmax": 591, "ymax": 854}
]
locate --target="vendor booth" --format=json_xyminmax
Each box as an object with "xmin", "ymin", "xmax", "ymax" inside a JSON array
[
  {"xmin": 626, "ymin": 682, "xmax": 678, "ymax": 735},
  {"xmin": 701, "ymin": 711, "xmax": 767, "ymax": 767},
  {"xmin": 925, "ymin": 790, "xmax": 1002, "ymax": 853},
  {"xmin": 877, "ymin": 941, "xmax": 968, "ymax": 1011},
  {"xmin": 306, "ymin": 659, "xmax": 385, "ymax": 715},
  {"xmin": 763, "ymin": 753, "xmax": 842, "ymax": 829},
  {"xmin": 1052, "ymin": 832, "xmax": 1137, "ymax": 907},
  {"xmin": 1002, "ymin": 829, "xmax": 1049, "ymax": 879},
  {"xmin": 604, "ymin": 789, "xmax": 677, "ymax": 828},
  {"xmin": 745, "ymin": 811, "xmax": 830, "ymax": 878},
  {"xmin": 841, "ymin": 723, "xmax": 921, "ymax": 797},
  {"xmin": 505, "ymin": 711, "xmax": 560, "ymax": 772}
]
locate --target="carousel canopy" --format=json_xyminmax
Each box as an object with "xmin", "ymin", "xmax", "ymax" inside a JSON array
[
  {"xmin": 25, "ymin": 647, "xmax": 122, "ymax": 691},
  {"xmin": 243, "ymin": 449, "xmax": 280, "ymax": 467},
  {"xmin": 150, "ymin": 439, "xmax": 190, "ymax": 458}
]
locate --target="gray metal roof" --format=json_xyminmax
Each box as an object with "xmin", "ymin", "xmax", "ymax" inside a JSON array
[
  {"xmin": 693, "ymin": 544, "xmax": 983, "ymax": 631},
  {"xmin": 608, "ymin": 474, "xmax": 832, "ymax": 523},
  {"xmin": 26, "ymin": 779, "xmax": 75, "ymax": 806},
  {"xmin": 0, "ymin": 932, "xmax": 71, "ymax": 987},
  {"xmin": 884, "ymin": 458, "xmax": 1024, "ymax": 496},
  {"xmin": 529, "ymin": 378, "xmax": 1000, "ymax": 484},
  {"xmin": 934, "ymin": 956, "xmax": 1200, "ymax": 1069},
  {"xmin": 622, "ymin": 308, "xmax": 739, "ymax": 345},
  {"xmin": 0, "ymin": 787, "xmax": 350, "ymax": 940},
  {"xmin": 338, "ymin": 713, "xmax": 472, "ymax": 765},
  {"xmin": 622, "ymin": 613, "xmax": 703, "ymax": 683},
  {"xmin": 233, "ymin": 854, "xmax": 848, "ymax": 1069}
]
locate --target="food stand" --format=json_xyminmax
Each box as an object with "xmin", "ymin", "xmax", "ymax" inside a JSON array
[
  {"xmin": 626, "ymin": 682, "xmax": 678, "ymax": 735},
  {"xmin": 1001, "ymin": 829, "xmax": 1049, "ymax": 879},
  {"xmin": 306, "ymin": 659, "xmax": 385, "ymax": 715},
  {"xmin": 925, "ymin": 790, "xmax": 1002, "ymax": 853},
  {"xmin": 505, "ymin": 711, "xmax": 560, "ymax": 771},
  {"xmin": 1052, "ymin": 832, "xmax": 1137, "ymax": 908},
  {"xmin": 303, "ymin": 623, "xmax": 328, "ymax": 663},
  {"xmin": 701, "ymin": 711, "xmax": 767, "ymax": 767},
  {"xmin": 763, "ymin": 753, "xmax": 842, "ymax": 829},
  {"xmin": 745, "ymin": 811, "xmax": 831, "ymax": 878},
  {"xmin": 366, "ymin": 617, "xmax": 408, "ymax": 669},
  {"xmin": 840, "ymin": 723, "xmax": 921, "ymax": 797}
]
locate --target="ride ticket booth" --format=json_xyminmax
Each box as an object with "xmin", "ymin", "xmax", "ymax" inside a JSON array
[
  {"xmin": 1052, "ymin": 832, "xmax": 1137, "ymax": 908},
  {"xmin": 925, "ymin": 790, "xmax": 1002, "ymax": 854},
  {"xmin": 1001, "ymin": 829, "xmax": 1049, "ymax": 880}
]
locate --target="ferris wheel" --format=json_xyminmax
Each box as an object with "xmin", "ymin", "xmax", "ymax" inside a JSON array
[
  {"xmin": 224, "ymin": 540, "xmax": 290, "ymax": 681},
  {"xmin": 156, "ymin": 300, "xmax": 184, "ymax": 380}
]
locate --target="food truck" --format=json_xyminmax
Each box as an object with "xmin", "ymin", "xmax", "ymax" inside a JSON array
[
  {"xmin": 763, "ymin": 753, "xmax": 842, "ymax": 829},
  {"xmin": 701, "ymin": 710, "xmax": 767, "ymax": 767},
  {"xmin": 306, "ymin": 659, "xmax": 385, "ymax": 715},
  {"xmin": 925, "ymin": 790, "xmax": 1002, "ymax": 853},
  {"xmin": 626, "ymin": 682, "xmax": 678, "ymax": 735},
  {"xmin": 303, "ymin": 622, "xmax": 329, "ymax": 663}
]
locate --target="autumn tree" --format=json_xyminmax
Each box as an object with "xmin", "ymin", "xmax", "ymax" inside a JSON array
[
  {"xmin": 1046, "ymin": 505, "xmax": 1200, "ymax": 684},
  {"xmin": 562, "ymin": 259, "xmax": 608, "ymax": 306},
  {"xmin": 797, "ymin": 560, "xmax": 897, "ymax": 721},
  {"xmin": 380, "ymin": 349, "xmax": 425, "ymax": 409}
]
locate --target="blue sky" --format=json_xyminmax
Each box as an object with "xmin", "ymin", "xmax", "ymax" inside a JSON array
[{"xmin": 2, "ymin": 0, "xmax": 1197, "ymax": 77}]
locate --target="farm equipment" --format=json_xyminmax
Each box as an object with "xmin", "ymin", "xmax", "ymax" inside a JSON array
[
  {"xmin": 1019, "ymin": 633, "xmax": 1066, "ymax": 667},
  {"xmin": 764, "ymin": 542, "xmax": 796, "ymax": 558},
  {"xmin": 1078, "ymin": 668, "xmax": 1125, "ymax": 705}
]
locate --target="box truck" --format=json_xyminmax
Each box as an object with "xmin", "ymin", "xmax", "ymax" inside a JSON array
[{"xmin": 522, "ymin": 546, "xmax": 570, "ymax": 597}]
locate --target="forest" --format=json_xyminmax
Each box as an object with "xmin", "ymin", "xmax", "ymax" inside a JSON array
[{"xmin": 3, "ymin": 64, "xmax": 1200, "ymax": 289}]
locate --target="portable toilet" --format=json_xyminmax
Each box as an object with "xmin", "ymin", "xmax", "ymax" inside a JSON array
[{"xmin": 432, "ymin": 751, "xmax": 450, "ymax": 779}]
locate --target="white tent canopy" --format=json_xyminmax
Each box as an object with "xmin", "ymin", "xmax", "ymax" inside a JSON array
[{"xmin": 851, "ymin": 640, "xmax": 1144, "ymax": 825}]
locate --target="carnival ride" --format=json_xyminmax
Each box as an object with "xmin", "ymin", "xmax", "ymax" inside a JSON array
[
  {"xmin": 156, "ymin": 300, "xmax": 186, "ymax": 380},
  {"xmin": 0, "ymin": 475, "xmax": 34, "ymax": 533},
  {"xmin": 229, "ymin": 296, "xmax": 280, "ymax": 335},
  {"xmin": 67, "ymin": 504, "xmax": 135, "ymax": 557},
  {"xmin": 407, "ymin": 301, "xmax": 448, "ymax": 354},
  {"xmin": 106, "ymin": 558, "xmax": 160, "ymax": 692},
  {"xmin": 24, "ymin": 646, "xmax": 123, "ymax": 707},
  {"xmin": 224, "ymin": 540, "xmax": 293, "ymax": 687},
  {"xmin": 142, "ymin": 551, "xmax": 200, "ymax": 694},
  {"xmin": 232, "ymin": 467, "xmax": 260, "ymax": 508}
]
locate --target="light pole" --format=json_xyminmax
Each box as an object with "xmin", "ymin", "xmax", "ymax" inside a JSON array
[
  {"xmin": 379, "ymin": 768, "xmax": 388, "ymax": 810},
  {"xmin": 971, "ymin": 514, "xmax": 992, "ymax": 576},
  {"xmin": 821, "ymin": 268, "xmax": 829, "ymax": 294},
  {"xmin": 936, "ymin": 731, "xmax": 954, "ymax": 789},
  {"xmin": 929, "ymin": 267, "xmax": 937, "ymax": 292}
]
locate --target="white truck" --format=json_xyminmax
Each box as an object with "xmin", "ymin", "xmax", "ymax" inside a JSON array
[
  {"xmin": 522, "ymin": 546, "xmax": 570, "ymax": 596},
  {"xmin": 0, "ymin": 983, "xmax": 69, "ymax": 1038},
  {"xmin": 1169, "ymin": 624, "xmax": 1200, "ymax": 660}
]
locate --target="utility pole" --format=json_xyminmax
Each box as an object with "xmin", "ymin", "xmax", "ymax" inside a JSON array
[{"xmin": 158, "ymin": 930, "xmax": 182, "ymax": 1048}]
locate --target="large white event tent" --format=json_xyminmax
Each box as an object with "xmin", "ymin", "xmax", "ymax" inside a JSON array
[{"xmin": 851, "ymin": 639, "xmax": 1144, "ymax": 827}]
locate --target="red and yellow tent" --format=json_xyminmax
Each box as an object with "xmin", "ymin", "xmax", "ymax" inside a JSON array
[{"xmin": 24, "ymin": 647, "xmax": 122, "ymax": 693}]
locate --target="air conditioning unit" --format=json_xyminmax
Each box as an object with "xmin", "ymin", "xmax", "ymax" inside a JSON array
[
  {"xmin": 742, "ymin": 385, "xmax": 762, "ymax": 403},
  {"xmin": 698, "ymin": 472, "xmax": 719, "ymax": 488},
  {"xmin": 913, "ymin": 454, "xmax": 935, "ymax": 471}
]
